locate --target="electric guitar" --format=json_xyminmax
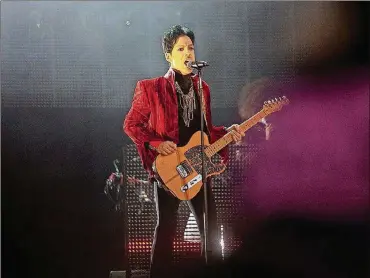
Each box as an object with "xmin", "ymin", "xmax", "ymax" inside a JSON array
[{"xmin": 153, "ymin": 96, "xmax": 289, "ymax": 200}]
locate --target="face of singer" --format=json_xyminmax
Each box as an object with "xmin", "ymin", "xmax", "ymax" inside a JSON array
[{"xmin": 165, "ymin": 35, "xmax": 195, "ymax": 75}]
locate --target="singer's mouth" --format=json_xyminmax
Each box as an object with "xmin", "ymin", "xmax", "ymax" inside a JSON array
[{"xmin": 184, "ymin": 60, "xmax": 193, "ymax": 68}]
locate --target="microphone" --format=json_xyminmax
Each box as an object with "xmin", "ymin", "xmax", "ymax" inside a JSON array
[{"xmin": 186, "ymin": 60, "xmax": 209, "ymax": 69}]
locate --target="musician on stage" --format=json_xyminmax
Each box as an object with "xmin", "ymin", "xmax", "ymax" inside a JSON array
[{"xmin": 123, "ymin": 25, "xmax": 244, "ymax": 277}]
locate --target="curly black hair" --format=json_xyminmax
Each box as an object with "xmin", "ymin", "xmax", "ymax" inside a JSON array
[{"xmin": 162, "ymin": 25, "xmax": 195, "ymax": 54}]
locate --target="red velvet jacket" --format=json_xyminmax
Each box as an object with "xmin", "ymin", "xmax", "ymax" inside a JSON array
[{"xmin": 123, "ymin": 68, "xmax": 228, "ymax": 177}]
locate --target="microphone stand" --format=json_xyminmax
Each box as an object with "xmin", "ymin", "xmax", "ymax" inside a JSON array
[{"xmin": 195, "ymin": 67, "xmax": 210, "ymax": 264}]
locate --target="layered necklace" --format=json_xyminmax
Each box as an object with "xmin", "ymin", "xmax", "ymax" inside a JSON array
[{"xmin": 175, "ymin": 81, "xmax": 196, "ymax": 127}]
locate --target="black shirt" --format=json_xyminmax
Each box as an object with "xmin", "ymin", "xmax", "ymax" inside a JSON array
[{"xmin": 174, "ymin": 70, "xmax": 208, "ymax": 147}]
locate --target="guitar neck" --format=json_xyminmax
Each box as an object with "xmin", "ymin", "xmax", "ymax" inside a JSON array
[{"xmin": 205, "ymin": 110, "xmax": 268, "ymax": 157}]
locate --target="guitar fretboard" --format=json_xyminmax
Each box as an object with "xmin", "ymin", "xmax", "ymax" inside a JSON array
[{"xmin": 205, "ymin": 110, "xmax": 268, "ymax": 157}]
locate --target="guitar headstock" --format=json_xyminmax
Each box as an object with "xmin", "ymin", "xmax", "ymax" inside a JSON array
[{"xmin": 262, "ymin": 96, "xmax": 289, "ymax": 114}]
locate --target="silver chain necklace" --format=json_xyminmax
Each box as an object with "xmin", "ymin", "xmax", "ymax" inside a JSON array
[{"xmin": 175, "ymin": 81, "xmax": 196, "ymax": 127}]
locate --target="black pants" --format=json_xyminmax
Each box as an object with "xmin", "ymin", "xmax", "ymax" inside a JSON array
[{"xmin": 150, "ymin": 179, "xmax": 220, "ymax": 278}]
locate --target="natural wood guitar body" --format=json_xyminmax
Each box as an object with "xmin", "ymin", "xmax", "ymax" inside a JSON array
[{"xmin": 154, "ymin": 131, "xmax": 226, "ymax": 200}]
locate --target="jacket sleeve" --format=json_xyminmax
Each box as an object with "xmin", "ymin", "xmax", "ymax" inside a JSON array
[
  {"xmin": 123, "ymin": 81, "xmax": 163, "ymax": 173},
  {"xmin": 204, "ymin": 84, "xmax": 229, "ymax": 164}
]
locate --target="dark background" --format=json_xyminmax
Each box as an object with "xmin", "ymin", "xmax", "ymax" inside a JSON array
[{"xmin": 2, "ymin": 2, "xmax": 368, "ymax": 278}]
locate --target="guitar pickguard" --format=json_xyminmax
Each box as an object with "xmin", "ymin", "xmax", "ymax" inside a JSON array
[{"xmin": 184, "ymin": 146, "xmax": 225, "ymax": 176}]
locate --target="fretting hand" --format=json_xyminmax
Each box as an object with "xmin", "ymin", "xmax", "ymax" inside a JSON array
[{"xmin": 227, "ymin": 124, "xmax": 245, "ymax": 143}]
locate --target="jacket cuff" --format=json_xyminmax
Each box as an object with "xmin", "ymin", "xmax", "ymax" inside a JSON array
[
  {"xmin": 145, "ymin": 141, "xmax": 162, "ymax": 152},
  {"xmin": 149, "ymin": 141, "xmax": 162, "ymax": 148}
]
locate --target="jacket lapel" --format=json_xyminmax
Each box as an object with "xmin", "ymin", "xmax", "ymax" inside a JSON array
[{"xmin": 161, "ymin": 68, "xmax": 179, "ymax": 140}]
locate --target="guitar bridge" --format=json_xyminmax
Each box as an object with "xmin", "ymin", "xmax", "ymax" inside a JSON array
[
  {"xmin": 181, "ymin": 174, "xmax": 202, "ymax": 192},
  {"xmin": 176, "ymin": 161, "xmax": 193, "ymax": 178}
]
